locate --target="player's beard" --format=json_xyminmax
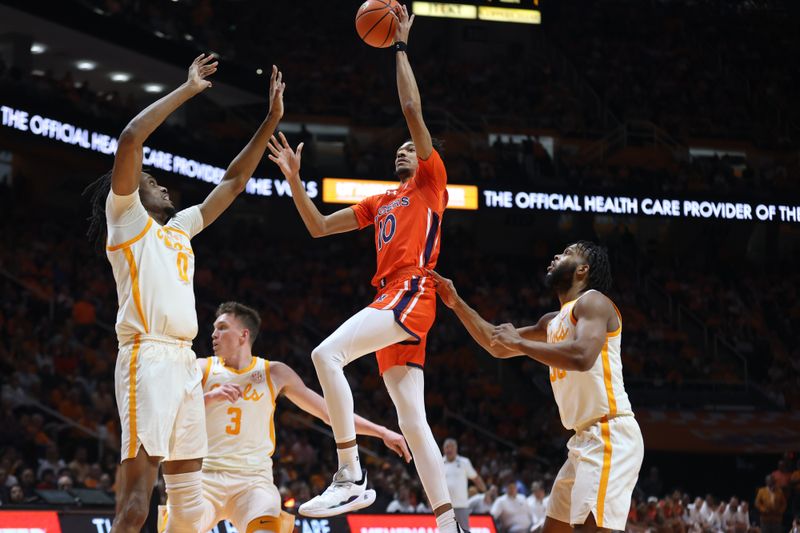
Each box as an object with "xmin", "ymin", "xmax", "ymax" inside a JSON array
[
  {"xmin": 164, "ymin": 205, "xmax": 177, "ymax": 219},
  {"xmin": 544, "ymin": 261, "xmax": 576, "ymax": 294}
]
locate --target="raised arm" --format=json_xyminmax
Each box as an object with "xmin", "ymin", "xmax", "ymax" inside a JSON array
[
  {"xmin": 429, "ymin": 270, "xmax": 555, "ymax": 358},
  {"xmin": 199, "ymin": 66, "xmax": 285, "ymax": 227},
  {"xmin": 268, "ymin": 133, "xmax": 360, "ymax": 237},
  {"xmin": 393, "ymin": 5, "xmax": 433, "ymax": 160},
  {"xmin": 112, "ymin": 54, "xmax": 217, "ymax": 195},
  {"xmin": 269, "ymin": 362, "xmax": 411, "ymax": 462},
  {"xmin": 490, "ymin": 291, "xmax": 618, "ymax": 371}
]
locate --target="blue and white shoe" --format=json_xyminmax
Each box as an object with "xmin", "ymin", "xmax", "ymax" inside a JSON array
[{"xmin": 298, "ymin": 466, "xmax": 376, "ymax": 518}]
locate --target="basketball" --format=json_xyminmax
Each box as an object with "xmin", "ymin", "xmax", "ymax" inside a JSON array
[{"xmin": 355, "ymin": 0, "xmax": 400, "ymax": 48}]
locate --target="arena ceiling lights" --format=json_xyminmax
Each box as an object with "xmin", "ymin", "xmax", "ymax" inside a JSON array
[
  {"xmin": 412, "ymin": 1, "xmax": 541, "ymax": 24},
  {"xmin": 30, "ymin": 42, "xmax": 47, "ymax": 54},
  {"xmin": 75, "ymin": 60, "xmax": 97, "ymax": 71},
  {"xmin": 110, "ymin": 72, "xmax": 132, "ymax": 82}
]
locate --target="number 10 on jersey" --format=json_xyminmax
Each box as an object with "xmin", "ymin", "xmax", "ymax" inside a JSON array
[{"xmin": 378, "ymin": 214, "xmax": 397, "ymax": 251}]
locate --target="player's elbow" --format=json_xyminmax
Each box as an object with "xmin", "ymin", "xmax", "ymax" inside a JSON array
[
  {"xmin": 573, "ymin": 351, "xmax": 596, "ymax": 371},
  {"xmin": 119, "ymin": 124, "xmax": 144, "ymax": 146},
  {"xmin": 401, "ymin": 100, "xmax": 422, "ymax": 118}
]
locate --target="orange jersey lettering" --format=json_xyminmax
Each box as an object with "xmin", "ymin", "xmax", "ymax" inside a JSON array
[{"xmin": 351, "ymin": 149, "xmax": 448, "ymax": 287}]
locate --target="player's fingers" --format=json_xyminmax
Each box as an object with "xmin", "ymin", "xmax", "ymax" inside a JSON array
[
  {"xmin": 200, "ymin": 53, "xmax": 216, "ymax": 65},
  {"xmin": 296, "ymin": 142, "xmax": 304, "ymax": 157},
  {"xmin": 278, "ymin": 131, "xmax": 290, "ymax": 149},
  {"xmin": 268, "ymin": 136, "xmax": 281, "ymax": 153},
  {"xmin": 193, "ymin": 53, "xmax": 205, "ymax": 64},
  {"xmin": 409, "ymin": 13, "xmax": 415, "ymax": 26},
  {"xmin": 267, "ymin": 154, "xmax": 279, "ymax": 164},
  {"xmin": 400, "ymin": 441, "xmax": 412, "ymax": 462}
]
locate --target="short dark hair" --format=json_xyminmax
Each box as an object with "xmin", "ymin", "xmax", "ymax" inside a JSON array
[
  {"xmin": 216, "ymin": 301, "xmax": 261, "ymax": 345},
  {"xmin": 574, "ymin": 241, "xmax": 613, "ymax": 294}
]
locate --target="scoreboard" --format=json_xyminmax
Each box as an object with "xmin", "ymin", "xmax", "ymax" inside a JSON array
[{"xmin": 412, "ymin": 0, "xmax": 541, "ymax": 24}]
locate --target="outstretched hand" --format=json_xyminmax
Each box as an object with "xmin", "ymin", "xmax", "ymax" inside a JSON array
[
  {"xmin": 187, "ymin": 53, "xmax": 218, "ymax": 92},
  {"xmin": 427, "ymin": 269, "xmax": 459, "ymax": 308},
  {"xmin": 382, "ymin": 428, "xmax": 412, "ymax": 463},
  {"xmin": 267, "ymin": 132, "xmax": 303, "ymax": 181},
  {"xmin": 392, "ymin": 4, "xmax": 415, "ymax": 44},
  {"xmin": 268, "ymin": 65, "xmax": 285, "ymax": 119}
]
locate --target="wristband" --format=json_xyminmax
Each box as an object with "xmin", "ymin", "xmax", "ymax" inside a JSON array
[{"xmin": 395, "ymin": 41, "xmax": 408, "ymax": 52}]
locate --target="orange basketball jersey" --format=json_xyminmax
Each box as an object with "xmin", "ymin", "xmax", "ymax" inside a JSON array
[{"xmin": 351, "ymin": 148, "xmax": 448, "ymax": 288}]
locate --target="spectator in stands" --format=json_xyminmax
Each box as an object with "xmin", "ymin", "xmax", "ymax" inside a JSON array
[
  {"xmin": 37, "ymin": 444, "xmax": 65, "ymax": 479},
  {"xmin": 386, "ymin": 486, "xmax": 416, "ymax": 513},
  {"xmin": 491, "ymin": 480, "xmax": 533, "ymax": 533},
  {"xmin": 8, "ymin": 484, "xmax": 24, "ymax": 504},
  {"xmin": 68, "ymin": 446, "xmax": 90, "ymax": 484},
  {"xmin": 0, "ymin": 467, "xmax": 10, "ymax": 504},
  {"xmin": 756, "ymin": 474, "xmax": 787, "ymax": 533},
  {"xmin": 443, "ymin": 438, "xmax": 487, "ymax": 529},
  {"xmin": 19, "ymin": 468, "xmax": 36, "ymax": 500},
  {"xmin": 36, "ymin": 469, "xmax": 56, "ymax": 490},
  {"xmin": 468, "ymin": 485, "xmax": 497, "ymax": 515},
  {"xmin": 773, "ymin": 459, "xmax": 793, "ymax": 491},
  {"xmin": 640, "ymin": 466, "xmax": 664, "ymax": 499},
  {"xmin": 57, "ymin": 475, "xmax": 74, "ymax": 491},
  {"xmin": 527, "ymin": 481, "xmax": 549, "ymax": 533}
]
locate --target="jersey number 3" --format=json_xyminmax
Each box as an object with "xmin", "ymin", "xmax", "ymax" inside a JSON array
[
  {"xmin": 226, "ymin": 407, "xmax": 241, "ymax": 435},
  {"xmin": 378, "ymin": 214, "xmax": 397, "ymax": 251}
]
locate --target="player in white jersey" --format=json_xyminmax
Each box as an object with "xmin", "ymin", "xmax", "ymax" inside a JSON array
[
  {"xmin": 82, "ymin": 57, "xmax": 287, "ymax": 533},
  {"xmin": 430, "ymin": 241, "xmax": 644, "ymax": 533},
  {"xmin": 192, "ymin": 301, "xmax": 411, "ymax": 533}
]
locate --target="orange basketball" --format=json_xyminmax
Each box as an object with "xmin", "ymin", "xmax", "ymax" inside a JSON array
[{"xmin": 355, "ymin": 0, "xmax": 400, "ymax": 48}]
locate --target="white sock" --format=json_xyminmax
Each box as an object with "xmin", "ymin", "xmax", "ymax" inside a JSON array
[
  {"xmin": 436, "ymin": 509, "xmax": 458, "ymax": 531},
  {"xmin": 163, "ymin": 471, "xmax": 215, "ymax": 532},
  {"xmin": 336, "ymin": 445, "xmax": 361, "ymax": 479}
]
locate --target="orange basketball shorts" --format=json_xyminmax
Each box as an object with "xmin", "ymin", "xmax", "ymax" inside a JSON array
[{"xmin": 368, "ymin": 276, "xmax": 436, "ymax": 375}]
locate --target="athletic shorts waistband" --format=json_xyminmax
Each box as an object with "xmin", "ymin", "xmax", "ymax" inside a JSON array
[
  {"xmin": 573, "ymin": 412, "xmax": 634, "ymax": 433},
  {"xmin": 379, "ymin": 267, "xmax": 428, "ymax": 288},
  {"xmin": 120, "ymin": 334, "xmax": 193, "ymax": 349}
]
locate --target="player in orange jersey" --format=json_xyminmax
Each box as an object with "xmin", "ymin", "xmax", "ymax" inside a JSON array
[
  {"xmin": 267, "ymin": 6, "xmax": 462, "ymax": 531},
  {"xmin": 82, "ymin": 58, "xmax": 286, "ymax": 533}
]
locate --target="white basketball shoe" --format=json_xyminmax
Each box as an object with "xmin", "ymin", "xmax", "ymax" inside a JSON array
[{"xmin": 298, "ymin": 465, "xmax": 376, "ymax": 518}]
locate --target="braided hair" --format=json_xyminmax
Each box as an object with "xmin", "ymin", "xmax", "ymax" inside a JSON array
[
  {"xmin": 574, "ymin": 240, "xmax": 613, "ymax": 294},
  {"xmin": 82, "ymin": 170, "xmax": 113, "ymax": 255}
]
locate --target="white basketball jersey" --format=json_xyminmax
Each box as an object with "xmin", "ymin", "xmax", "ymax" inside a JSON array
[
  {"xmin": 546, "ymin": 290, "xmax": 633, "ymax": 430},
  {"xmin": 201, "ymin": 356, "xmax": 276, "ymax": 474},
  {"xmin": 105, "ymin": 190, "xmax": 203, "ymax": 345}
]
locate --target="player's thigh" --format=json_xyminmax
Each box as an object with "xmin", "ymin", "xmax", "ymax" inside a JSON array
[
  {"xmin": 543, "ymin": 516, "xmax": 574, "ymax": 533},
  {"xmin": 316, "ymin": 307, "xmax": 410, "ymax": 365},
  {"xmin": 165, "ymin": 376, "xmax": 207, "ymax": 463},
  {"xmin": 547, "ymin": 451, "xmax": 577, "ymax": 527},
  {"xmin": 572, "ymin": 417, "xmax": 643, "ymax": 531},
  {"xmin": 229, "ymin": 473, "xmax": 282, "ymax": 533}
]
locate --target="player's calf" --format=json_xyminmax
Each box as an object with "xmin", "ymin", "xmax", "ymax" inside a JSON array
[{"xmin": 112, "ymin": 494, "xmax": 150, "ymax": 533}]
